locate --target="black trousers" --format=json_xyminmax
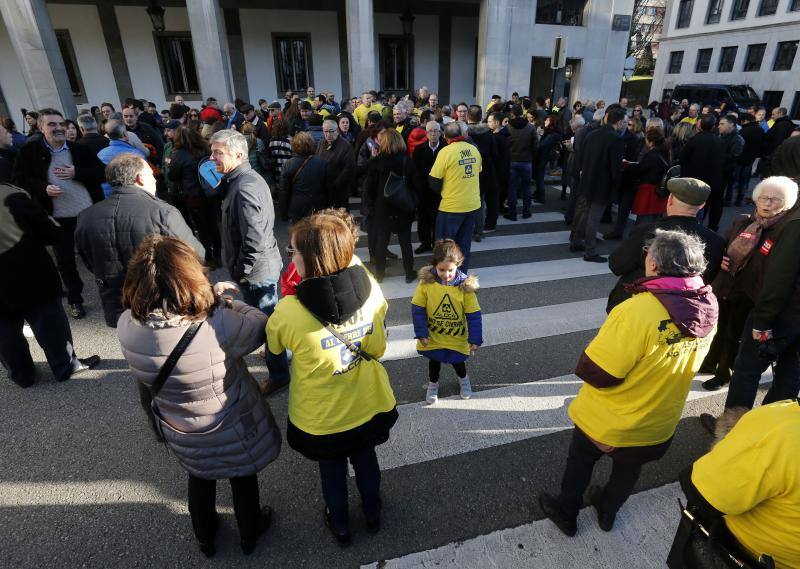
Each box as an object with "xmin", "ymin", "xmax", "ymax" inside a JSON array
[
  {"xmin": 373, "ymin": 220, "xmax": 414, "ymax": 279},
  {"xmin": 0, "ymin": 295, "xmax": 79, "ymax": 386},
  {"xmin": 570, "ymin": 196, "xmax": 607, "ymax": 256},
  {"xmin": 187, "ymin": 197, "xmax": 221, "ymax": 258},
  {"xmin": 429, "ymin": 360, "xmax": 467, "ymax": 383},
  {"xmin": 97, "ymin": 276, "xmax": 126, "ymax": 328},
  {"xmin": 700, "ymin": 298, "xmax": 752, "ymax": 383},
  {"xmin": 318, "ymin": 445, "xmax": 381, "ymax": 532},
  {"xmin": 557, "ymin": 428, "xmax": 643, "ymax": 519},
  {"xmin": 52, "ymin": 217, "xmax": 83, "ymax": 305},
  {"xmin": 417, "ymin": 198, "xmax": 439, "ymax": 249},
  {"xmin": 705, "ymin": 186, "xmax": 724, "ymax": 232},
  {"xmin": 187, "ymin": 474, "xmax": 261, "ymax": 544}
]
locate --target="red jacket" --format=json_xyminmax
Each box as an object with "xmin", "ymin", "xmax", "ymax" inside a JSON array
[
  {"xmin": 280, "ymin": 261, "xmax": 301, "ymax": 297},
  {"xmin": 199, "ymin": 106, "xmax": 224, "ymax": 124}
]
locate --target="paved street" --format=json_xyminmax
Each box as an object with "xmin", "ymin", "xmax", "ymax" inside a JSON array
[{"xmin": 0, "ymin": 186, "xmax": 767, "ymax": 568}]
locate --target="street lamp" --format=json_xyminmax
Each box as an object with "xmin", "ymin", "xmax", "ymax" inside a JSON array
[
  {"xmin": 146, "ymin": 0, "xmax": 166, "ymax": 32},
  {"xmin": 400, "ymin": 8, "xmax": 415, "ymax": 36}
]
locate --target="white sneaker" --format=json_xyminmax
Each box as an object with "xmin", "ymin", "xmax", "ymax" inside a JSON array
[
  {"xmin": 459, "ymin": 376, "xmax": 473, "ymax": 400},
  {"xmin": 23, "ymin": 324, "xmax": 34, "ymax": 338},
  {"xmin": 425, "ymin": 381, "xmax": 439, "ymax": 405}
]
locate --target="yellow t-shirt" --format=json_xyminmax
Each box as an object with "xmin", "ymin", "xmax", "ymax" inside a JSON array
[
  {"xmin": 428, "ymin": 140, "xmax": 482, "ymax": 213},
  {"xmin": 411, "ymin": 274, "xmax": 480, "ymax": 356},
  {"xmin": 680, "ymin": 116, "xmax": 698, "ymax": 125},
  {"xmin": 353, "ymin": 103, "xmax": 384, "ymax": 128},
  {"xmin": 691, "ymin": 401, "xmax": 800, "ymax": 569},
  {"xmin": 568, "ymin": 292, "xmax": 715, "ymax": 447},
  {"xmin": 267, "ymin": 271, "xmax": 396, "ymax": 436}
]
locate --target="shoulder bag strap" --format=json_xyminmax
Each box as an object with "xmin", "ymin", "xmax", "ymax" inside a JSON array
[
  {"xmin": 292, "ymin": 155, "xmax": 313, "ymax": 185},
  {"xmin": 150, "ymin": 321, "xmax": 204, "ymax": 399},
  {"xmin": 296, "ymin": 299, "xmax": 374, "ymax": 362}
]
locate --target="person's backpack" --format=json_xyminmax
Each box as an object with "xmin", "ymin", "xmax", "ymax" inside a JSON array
[
  {"xmin": 657, "ymin": 164, "xmax": 681, "ymax": 198},
  {"xmin": 383, "ymin": 157, "xmax": 417, "ymax": 214}
]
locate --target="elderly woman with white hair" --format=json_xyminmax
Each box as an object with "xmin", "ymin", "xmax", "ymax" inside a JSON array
[
  {"xmin": 700, "ymin": 176, "xmax": 799, "ymax": 394},
  {"xmin": 540, "ymin": 229, "xmax": 718, "ymax": 536},
  {"xmin": 701, "ymin": 175, "xmax": 800, "ymax": 435}
]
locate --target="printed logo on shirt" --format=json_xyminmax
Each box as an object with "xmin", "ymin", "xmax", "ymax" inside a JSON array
[
  {"xmin": 759, "ymin": 239, "xmax": 774, "ymax": 256},
  {"xmin": 429, "ymin": 294, "xmax": 466, "ymax": 336},
  {"xmin": 657, "ymin": 319, "xmax": 713, "ymax": 357},
  {"xmin": 320, "ymin": 323, "xmax": 374, "ymax": 374},
  {"xmin": 457, "ymin": 148, "xmax": 477, "ymax": 179}
]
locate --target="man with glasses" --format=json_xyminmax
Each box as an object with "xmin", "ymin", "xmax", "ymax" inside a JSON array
[
  {"xmin": 316, "ymin": 119, "xmax": 355, "ymax": 209},
  {"xmin": 13, "ymin": 108, "xmax": 105, "ymax": 319}
]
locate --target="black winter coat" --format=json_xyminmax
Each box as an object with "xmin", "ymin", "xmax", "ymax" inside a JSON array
[
  {"xmin": 679, "ymin": 131, "xmax": 726, "ymax": 193},
  {"xmin": 738, "ymin": 122, "xmax": 765, "ymax": 165},
  {"xmin": 0, "ymin": 184, "xmax": 62, "ymax": 316},
  {"xmin": 365, "ymin": 153, "xmax": 419, "ymax": 229},
  {"xmin": 628, "ymin": 147, "xmax": 669, "ymax": 186},
  {"xmin": 13, "ymin": 138, "xmax": 105, "ymax": 214},
  {"xmin": 412, "ymin": 141, "xmax": 444, "ymax": 210},
  {"xmin": 76, "ymin": 132, "xmax": 110, "ymax": 155},
  {"xmin": 279, "ymin": 154, "xmax": 331, "ymax": 222},
  {"xmin": 577, "ymin": 125, "xmax": 624, "ymax": 204},
  {"xmin": 168, "ymin": 148, "xmax": 204, "ymax": 199},
  {"xmin": 75, "ymin": 185, "xmax": 203, "ymax": 292},
  {"xmin": 764, "ymin": 116, "xmax": 795, "ymax": 157},
  {"xmin": 467, "ymin": 124, "xmax": 497, "ymax": 198},
  {"xmin": 606, "ymin": 215, "xmax": 726, "ymax": 312},
  {"xmin": 493, "ymin": 127, "xmax": 511, "ymax": 189}
]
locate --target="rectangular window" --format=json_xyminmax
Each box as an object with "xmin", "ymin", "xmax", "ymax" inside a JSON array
[
  {"xmin": 744, "ymin": 43, "xmax": 767, "ymax": 71},
  {"xmin": 379, "ymin": 36, "xmax": 413, "ymax": 92},
  {"xmin": 535, "ymin": 0, "xmax": 588, "ymax": 26},
  {"xmin": 54, "ymin": 29, "xmax": 86, "ymax": 103},
  {"xmin": 695, "ymin": 48, "xmax": 713, "ymax": 72},
  {"xmin": 706, "ymin": 0, "xmax": 724, "ymax": 23},
  {"xmin": 790, "ymin": 92, "xmax": 800, "ymax": 120},
  {"xmin": 757, "ymin": 0, "xmax": 779, "ymax": 15},
  {"xmin": 155, "ymin": 33, "xmax": 200, "ymax": 96},
  {"xmin": 272, "ymin": 34, "xmax": 313, "ymax": 94},
  {"xmin": 668, "ymin": 51, "xmax": 684, "ymax": 73},
  {"xmin": 762, "ymin": 91, "xmax": 784, "ymax": 114},
  {"xmin": 718, "ymin": 45, "xmax": 738, "ymax": 71},
  {"xmin": 729, "ymin": 0, "xmax": 750, "ymax": 19},
  {"xmin": 676, "ymin": 0, "xmax": 694, "ymax": 27},
  {"xmin": 792, "ymin": 0, "xmax": 800, "ymax": 11},
  {"xmin": 773, "ymin": 40, "xmax": 799, "ymax": 70}
]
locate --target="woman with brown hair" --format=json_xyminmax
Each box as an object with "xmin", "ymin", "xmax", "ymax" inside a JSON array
[
  {"xmin": 267, "ymin": 212, "xmax": 397, "ymax": 546},
  {"xmin": 117, "ymin": 235, "xmax": 281, "ymax": 558},
  {"xmin": 364, "ymin": 127, "xmax": 420, "ymax": 282},
  {"xmin": 168, "ymin": 125, "xmax": 221, "ymax": 267},
  {"xmin": 278, "ymin": 131, "xmax": 331, "ymax": 223}
]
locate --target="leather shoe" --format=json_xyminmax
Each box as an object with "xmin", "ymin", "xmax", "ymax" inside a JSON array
[
  {"xmin": 702, "ymin": 376, "xmax": 728, "ymax": 391},
  {"xmin": 588, "ymin": 486, "xmax": 615, "ymax": 532},
  {"xmin": 503, "ymin": 213, "xmax": 517, "ymax": 222},
  {"xmin": 69, "ymin": 303, "xmax": 86, "ymax": 319},
  {"xmin": 405, "ymin": 272, "xmax": 417, "ymax": 283},
  {"xmin": 386, "ymin": 251, "xmax": 399, "ymax": 260},
  {"xmin": 699, "ymin": 413, "xmax": 717, "ymax": 436},
  {"xmin": 414, "ymin": 244, "xmax": 432, "ymax": 254},
  {"xmin": 324, "ymin": 507, "xmax": 352, "ymax": 547},
  {"xmin": 538, "ymin": 493, "xmax": 576, "ymax": 537},
  {"xmin": 602, "ymin": 231, "xmax": 623, "ymax": 240},
  {"xmin": 241, "ymin": 506, "xmax": 273, "ymax": 555},
  {"xmin": 583, "ymin": 254, "xmax": 607, "ymax": 263}
]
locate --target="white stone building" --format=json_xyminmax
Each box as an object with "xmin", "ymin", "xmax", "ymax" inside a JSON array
[
  {"xmin": 0, "ymin": 0, "xmax": 634, "ymax": 122},
  {"xmin": 650, "ymin": 0, "xmax": 800, "ymax": 115}
]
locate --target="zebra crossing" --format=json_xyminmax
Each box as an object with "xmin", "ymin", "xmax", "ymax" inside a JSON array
[{"xmin": 0, "ymin": 190, "xmax": 751, "ymax": 569}]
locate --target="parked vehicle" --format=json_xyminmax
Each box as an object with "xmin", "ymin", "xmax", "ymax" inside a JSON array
[{"xmin": 671, "ymin": 84, "xmax": 761, "ymax": 113}]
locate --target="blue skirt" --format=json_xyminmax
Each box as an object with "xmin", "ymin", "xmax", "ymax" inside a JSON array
[{"xmin": 418, "ymin": 348, "xmax": 469, "ymax": 364}]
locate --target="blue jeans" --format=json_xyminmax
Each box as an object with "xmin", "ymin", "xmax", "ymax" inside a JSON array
[
  {"xmin": 318, "ymin": 446, "xmax": 381, "ymax": 532},
  {"xmin": 435, "ymin": 209, "xmax": 477, "ymax": 271},
  {"xmin": 507, "ymin": 162, "xmax": 532, "ymax": 218},
  {"xmin": 240, "ymin": 279, "xmax": 289, "ymax": 383},
  {"xmin": 724, "ymin": 315, "xmax": 800, "ymax": 410}
]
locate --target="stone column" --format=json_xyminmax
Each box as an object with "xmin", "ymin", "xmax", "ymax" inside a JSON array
[
  {"xmin": 185, "ymin": 0, "xmax": 234, "ymax": 103},
  {"xmin": 345, "ymin": 0, "xmax": 377, "ymax": 97},
  {"xmin": 0, "ymin": 0, "xmax": 77, "ymax": 116},
  {"xmin": 475, "ymin": 0, "xmax": 512, "ymax": 106}
]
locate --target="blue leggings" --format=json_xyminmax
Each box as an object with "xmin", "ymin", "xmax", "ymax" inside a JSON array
[{"xmin": 318, "ymin": 446, "xmax": 381, "ymax": 531}]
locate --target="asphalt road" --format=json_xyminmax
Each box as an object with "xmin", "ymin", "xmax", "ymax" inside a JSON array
[{"xmin": 0, "ymin": 187, "xmax": 769, "ymax": 568}]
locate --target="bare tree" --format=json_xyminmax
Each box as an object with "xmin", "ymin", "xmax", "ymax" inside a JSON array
[{"xmin": 628, "ymin": 0, "xmax": 666, "ymax": 59}]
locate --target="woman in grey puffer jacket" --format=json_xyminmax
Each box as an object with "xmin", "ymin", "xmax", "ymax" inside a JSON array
[{"xmin": 117, "ymin": 235, "xmax": 281, "ymax": 559}]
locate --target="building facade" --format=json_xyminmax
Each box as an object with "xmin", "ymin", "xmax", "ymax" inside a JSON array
[
  {"xmin": 0, "ymin": 0, "xmax": 634, "ymax": 122},
  {"xmin": 651, "ymin": 0, "xmax": 800, "ymax": 115}
]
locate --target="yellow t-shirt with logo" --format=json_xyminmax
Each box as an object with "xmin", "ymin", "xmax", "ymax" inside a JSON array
[
  {"xmin": 691, "ymin": 401, "xmax": 800, "ymax": 569},
  {"xmin": 411, "ymin": 276, "xmax": 480, "ymax": 356},
  {"xmin": 353, "ymin": 103, "xmax": 384, "ymax": 128},
  {"xmin": 267, "ymin": 271, "xmax": 396, "ymax": 436},
  {"xmin": 568, "ymin": 292, "xmax": 715, "ymax": 447},
  {"xmin": 428, "ymin": 140, "xmax": 482, "ymax": 213}
]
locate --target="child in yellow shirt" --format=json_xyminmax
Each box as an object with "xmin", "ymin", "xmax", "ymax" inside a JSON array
[{"xmin": 411, "ymin": 239, "xmax": 483, "ymax": 404}]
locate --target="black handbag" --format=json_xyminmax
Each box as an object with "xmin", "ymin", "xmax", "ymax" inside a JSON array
[
  {"xmin": 657, "ymin": 164, "xmax": 681, "ymax": 198},
  {"xmin": 383, "ymin": 157, "xmax": 417, "ymax": 214},
  {"xmin": 667, "ymin": 501, "xmax": 774, "ymax": 569}
]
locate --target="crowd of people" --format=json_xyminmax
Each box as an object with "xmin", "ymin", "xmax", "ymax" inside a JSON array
[{"xmin": 0, "ymin": 84, "xmax": 799, "ymax": 567}]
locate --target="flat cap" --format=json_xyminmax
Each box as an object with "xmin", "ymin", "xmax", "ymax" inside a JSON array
[
  {"xmin": 163, "ymin": 119, "xmax": 181, "ymax": 130},
  {"xmin": 667, "ymin": 177, "xmax": 710, "ymax": 206}
]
